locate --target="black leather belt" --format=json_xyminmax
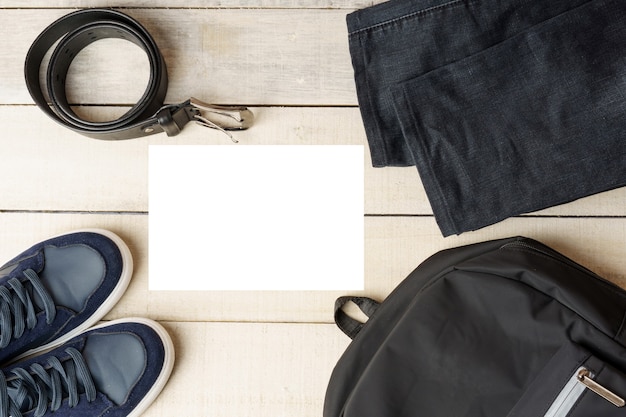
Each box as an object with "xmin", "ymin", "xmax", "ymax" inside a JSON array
[{"xmin": 24, "ymin": 8, "xmax": 253, "ymax": 141}]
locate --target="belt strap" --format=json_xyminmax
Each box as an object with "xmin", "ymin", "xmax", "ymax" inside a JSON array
[{"xmin": 24, "ymin": 8, "xmax": 252, "ymax": 141}]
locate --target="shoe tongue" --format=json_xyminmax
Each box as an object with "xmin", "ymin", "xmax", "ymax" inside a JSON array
[
  {"xmin": 4, "ymin": 250, "xmax": 48, "ymax": 312},
  {"xmin": 0, "ymin": 264, "xmax": 18, "ymax": 280},
  {"xmin": 1, "ymin": 250, "xmax": 45, "ymax": 281}
]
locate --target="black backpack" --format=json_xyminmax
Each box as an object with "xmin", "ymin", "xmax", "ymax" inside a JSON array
[{"xmin": 324, "ymin": 236, "xmax": 626, "ymax": 417}]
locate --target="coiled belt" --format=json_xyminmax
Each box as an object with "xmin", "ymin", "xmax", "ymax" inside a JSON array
[{"xmin": 24, "ymin": 8, "xmax": 253, "ymax": 141}]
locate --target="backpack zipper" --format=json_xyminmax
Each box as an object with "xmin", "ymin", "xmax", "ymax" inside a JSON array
[
  {"xmin": 543, "ymin": 367, "xmax": 624, "ymax": 417},
  {"xmin": 577, "ymin": 368, "xmax": 625, "ymax": 407}
]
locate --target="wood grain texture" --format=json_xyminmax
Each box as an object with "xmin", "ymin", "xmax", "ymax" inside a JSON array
[
  {"xmin": 3, "ymin": 8, "xmax": 355, "ymax": 105},
  {"xmin": 2, "ymin": 3, "xmax": 625, "ymax": 416},
  {"xmin": 139, "ymin": 321, "xmax": 349, "ymax": 417},
  {"xmin": 2, "ymin": 106, "xmax": 624, "ymax": 215},
  {"xmin": 1, "ymin": 0, "xmax": 385, "ymax": 8},
  {"xmin": 1, "ymin": 213, "xmax": 624, "ymax": 323}
]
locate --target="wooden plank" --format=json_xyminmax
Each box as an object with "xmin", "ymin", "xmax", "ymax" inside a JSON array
[
  {"xmin": 5, "ymin": 4, "xmax": 624, "ymax": 417},
  {"xmin": 123, "ymin": 321, "xmax": 349, "ymax": 417},
  {"xmin": 2, "ymin": 106, "xmax": 625, "ymax": 215},
  {"xmin": 0, "ymin": 106, "xmax": 369, "ymax": 213},
  {"xmin": 1, "ymin": 213, "xmax": 624, "ymax": 323},
  {"xmin": 2, "ymin": 8, "xmax": 356, "ymax": 105},
  {"xmin": 362, "ymin": 215, "xmax": 626, "ymax": 301},
  {"xmin": 1, "ymin": 0, "xmax": 384, "ymax": 8}
]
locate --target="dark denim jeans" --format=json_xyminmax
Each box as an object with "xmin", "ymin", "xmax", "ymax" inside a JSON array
[{"xmin": 348, "ymin": 0, "xmax": 626, "ymax": 236}]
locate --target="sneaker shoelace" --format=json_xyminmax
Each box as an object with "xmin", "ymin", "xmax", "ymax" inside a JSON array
[
  {"xmin": 0, "ymin": 269, "xmax": 56, "ymax": 348},
  {"xmin": 0, "ymin": 347, "xmax": 97, "ymax": 417}
]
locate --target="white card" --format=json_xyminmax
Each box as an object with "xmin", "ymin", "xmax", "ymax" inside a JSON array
[{"xmin": 149, "ymin": 145, "xmax": 364, "ymax": 291}]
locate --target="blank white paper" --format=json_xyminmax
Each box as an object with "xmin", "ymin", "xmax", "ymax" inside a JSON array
[{"xmin": 148, "ymin": 145, "xmax": 364, "ymax": 291}]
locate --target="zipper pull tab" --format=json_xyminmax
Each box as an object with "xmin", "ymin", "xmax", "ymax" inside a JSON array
[{"xmin": 577, "ymin": 369, "xmax": 626, "ymax": 407}]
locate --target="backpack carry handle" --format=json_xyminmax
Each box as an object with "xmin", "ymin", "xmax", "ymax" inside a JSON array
[{"xmin": 334, "ymin": 296, "xmax": 380, "ymax": 339}]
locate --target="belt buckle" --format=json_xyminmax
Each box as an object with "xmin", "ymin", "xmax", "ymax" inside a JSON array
[{"xmin": 189, "ymin": 97, "xmax": 254, "ymax": 143}]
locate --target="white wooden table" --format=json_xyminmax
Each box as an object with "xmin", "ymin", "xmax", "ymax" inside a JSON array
[{"xmin": 1, "ymin": 2, "xmax": 625, "ymax": 416}]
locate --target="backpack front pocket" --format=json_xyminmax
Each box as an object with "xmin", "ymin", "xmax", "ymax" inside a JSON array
[{"xmin": 507, "ymin": 341, "xmax": 626, "ymax": 416}]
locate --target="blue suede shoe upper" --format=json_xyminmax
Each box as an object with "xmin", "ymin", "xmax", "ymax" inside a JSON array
[
  {"xmin": 0, "ymin": 320, "xmax": 170, "ymax": 417},
  {"xmin": 0, "ymin": 231, "xmax": 128, "ymax": 365}
]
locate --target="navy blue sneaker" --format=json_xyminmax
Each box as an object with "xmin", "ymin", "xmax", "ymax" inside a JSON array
[
  {"xmin": 0, "ymin": 230, "xmax": 133, "ymax": 365},
  {"xmin": 0, "ymin": 318, "xmax": 174, "ymax": 417}
]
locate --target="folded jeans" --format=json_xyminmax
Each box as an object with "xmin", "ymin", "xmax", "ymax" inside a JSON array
[{"xmin": 348, "ymin": 0, "xmax": 626, "ymax": 236}]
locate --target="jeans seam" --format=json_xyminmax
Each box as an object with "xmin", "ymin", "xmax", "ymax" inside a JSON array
[
  {"xmin": 348, "ymin": 0, "xmax": 478, "ymax": 37},
  {"xmin": 349, "ymin": 36, "xmax": 390, "ymax": 165}
]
